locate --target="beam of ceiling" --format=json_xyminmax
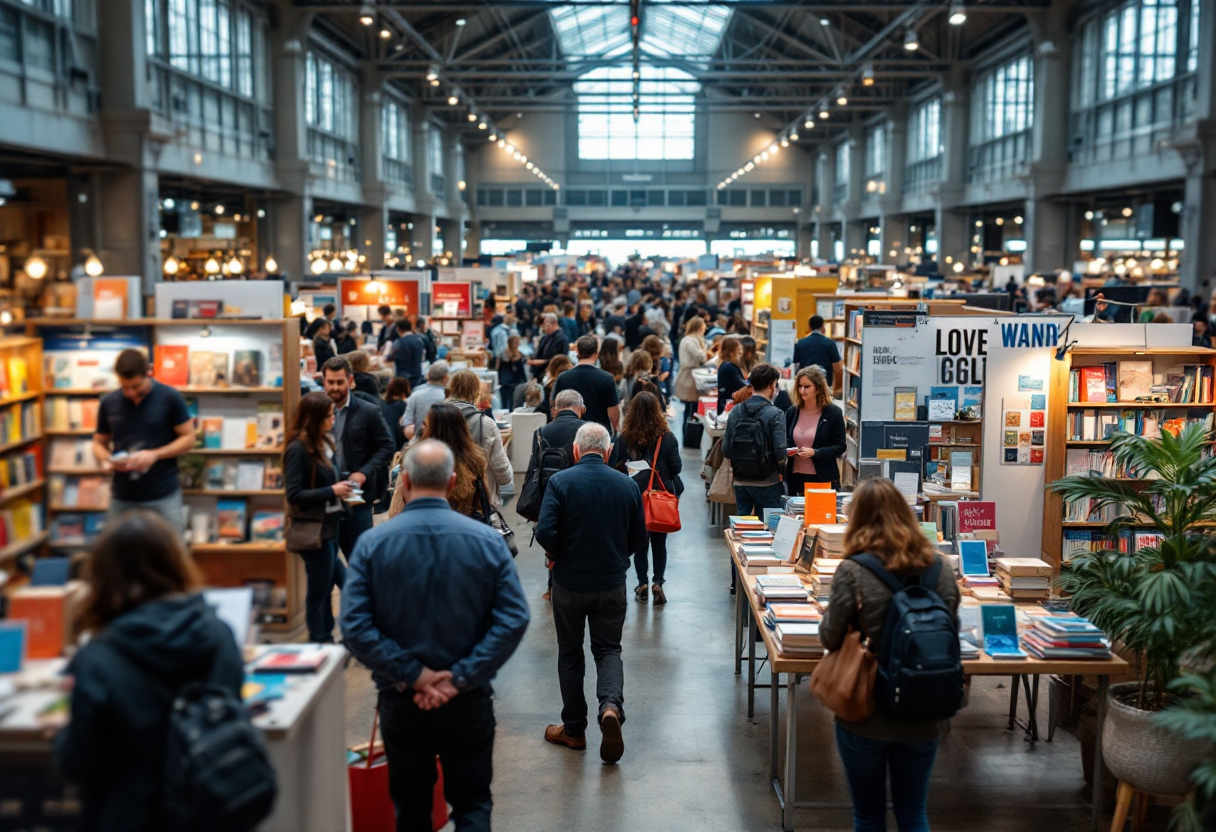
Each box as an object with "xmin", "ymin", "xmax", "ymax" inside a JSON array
[{"xmin": 295, "ymin": 1, "xmax": 1047, "ymax": 10}]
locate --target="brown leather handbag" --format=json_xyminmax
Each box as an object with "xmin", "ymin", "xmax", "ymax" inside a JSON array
[{"xmin": 809, "ymin": 588, "xmax": 876, "ymax": 722}]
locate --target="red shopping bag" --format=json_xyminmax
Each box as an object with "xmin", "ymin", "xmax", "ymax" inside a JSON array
[{"xmin": 349, "ymin": 710, "xmax": 449, "ymax": 832}]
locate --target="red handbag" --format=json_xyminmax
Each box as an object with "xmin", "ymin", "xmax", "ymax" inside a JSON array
[
  {"xmin": 349, "ymin": 710, "xmax": 449, "ymax": 832},
  {"xmin": 642, "ymin": 441, "xmax": 681, "ymax": 533}
]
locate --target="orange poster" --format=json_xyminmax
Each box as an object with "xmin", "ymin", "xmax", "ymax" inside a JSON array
[
  {"xmin": 339, "ymin": 278, "xmax": 420, "ymax": 314},
  {"xmin": 93, "ymin": 279, "xmax": 130, "ymax": 319}
]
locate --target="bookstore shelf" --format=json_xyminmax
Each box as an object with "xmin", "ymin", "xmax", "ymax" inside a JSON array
[
  {"xmin": 192, "ymin": 447, "xmax": 285, "ymax": 456},
  {"xmin": 1066, "ymin": 402, "xmax": 1213, "ymax": 409},
  {"xmin": 182, "ymin": 489, "xmax": 285, "ymax": 497},
  {"xmin": 46, "ymin": 468, "xmax": 108, "ymax": 476},
  {"xmin": 44, "ymin": 429, "xmax": 93, "ymax": 437},
  {"xmin": 179, "ymin": 387, "xmax": 285, "ymax": 395},
  {"xmin": 0, "ymin": 391, "xmax": 44, "ymax": 407},
  {"xmin": 0, "ymin": 531, "xmax": 50, "ymax": 562},
  {"xmin": 49, "ymin": 505, "xmax": 107, "ymax": 513},
  {"xmin": 190, "ymin": 542, "xmax": 287, "ymax": 554},
  {"xmin": 0, "ymin": 479, "xmax": 46, "ymax": 505},
  {"xmin": 0, "ymin": 434, "xmax": 44, "ymax": 453},
  {"xmin": 45, "ymin": 388, "xmax": 116, "ymax": 396}
]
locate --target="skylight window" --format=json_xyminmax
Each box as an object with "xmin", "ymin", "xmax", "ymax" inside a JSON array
[
  {"xmin": 550, "ymin": 3, "xmax": 632, "ymax": 57},
  {"xmin": 548, "ymin": 1, "xmax": 733, "ymax": 60},
  {"xmin": 575, "ymin": 66, "xmax": 699, "ymax": 160}
]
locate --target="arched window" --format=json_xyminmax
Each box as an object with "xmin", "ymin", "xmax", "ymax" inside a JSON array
[{"xmin": 575, "ymin": 66, "xmax": 698, "ymax": 161}]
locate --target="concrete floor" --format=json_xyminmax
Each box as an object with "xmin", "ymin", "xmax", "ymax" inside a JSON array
[{"xmin": 342, "ymin": 444, "xmax": 1160, "ymax": 832}]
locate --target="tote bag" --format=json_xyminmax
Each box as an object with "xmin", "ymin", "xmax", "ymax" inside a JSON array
[
  {"xmin": 809, "ymin": 589, "xmax": 876, "ymax": 722},
  {"xmin": 349, "ymin": 711, "xmax": 448, "ymax": 832},
  {"xmin": 642, "ymin": 441, "xmax": 681, "ymax": 533}
]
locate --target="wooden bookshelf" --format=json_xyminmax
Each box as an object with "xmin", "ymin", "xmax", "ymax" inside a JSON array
[
  {"xmin": 0, "ymin": 336, "xmax": 47, "ymax": 564},
  {"xmin": 1040, "ymin": 345, "xmax": 1216, "ymax": 570}
]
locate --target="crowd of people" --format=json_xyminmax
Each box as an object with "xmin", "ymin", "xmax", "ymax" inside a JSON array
[{"xmin": 61, "ymin": 263, "xmax": 1213, "ymax": 831}]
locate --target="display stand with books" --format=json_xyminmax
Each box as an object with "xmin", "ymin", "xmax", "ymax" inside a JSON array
[
  {"xmin": 1041, "ymin": 344, "xmax": 1216, "ymax": 569},
  {"xmin": 0, "ymin": 337, "xmax": 47, "ymax": 566}
]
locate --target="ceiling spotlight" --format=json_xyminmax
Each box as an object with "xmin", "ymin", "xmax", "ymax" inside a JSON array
[
  {"xmin": 803, "ymin": 118, "xmax": 815, "ymax": 129},
  {"xmin": 819, "ymin": 17, "xmax": 830, "ymax": 26},
  {"xmin": 497, "ymin": 139, "xmax": 506, "ymax": 148},
  {"xmin": 781, "ymin": 139, "xmax": 789, "ymax": 148},
  {"xmin": 754, "ymin": 112, "xmax": 761, "ymax": 119},
  {"xmin": 425, "ymin": 64, "xmax": 439, "ymax": 82},
  {"xmin": 163, "ymin": 255, "xmax": 180, "ymax": 276},
  {"xmin": 904, "ymin": 28, "xmax": 919, "ymax": 51},
  {"xmin": 379, "ymin": 28, "xmax": 391, "ymax": 39},
  {"xmin": 1014, "ymin": 215, "xmax": 1024, "ymax": 224},
  {"xmin": 455, "ymin": 18, "xmax": 466, "ymax": 26},
  {"xmin": 467, "ymin": 112, "xmax": 478, "ymax": 122},
  {"xmin": 256, "ymin": 208, "xmax": 265, "ymax": 218},
  {"xmin": 1084, "ymin": 210, "xmax": 1094, "ymax": 220},
  {"xmin": 769, "ymin": 144, "xmax": 779, "ymax": 154},
  {"xmin": 214, "ymin": 204, "xmax": 225, "ymax": 215},
  {"xmin": 488, "ymin": 132, "xmax": 497, "ymax": 141},
  {"xmin": 429, "ymin": 77, "xmax": 439, "ymax": 86},
  {"xmin": 84, "ymin": 253, "xmax": 104, "ymax": 277},
  {"xmin": 358, "ymin": 4, "xmax": 374, "ymax": 26},
  {"xmin": 190, "ymin": 201, "xmax": 199, "ymax": 210},
  {"xmin": 162, "ymin": 197, "xmax": 176, "ymax": 210},
  {"xmin": 204, "ymin": 256, "xmax": 220, "ymax": 275},
  {"xmin": 837, "ymin": 93, "xmax": 848, "ymax": 106},
  {"xmin": 310, "ymin": 258, "xmax": 327, "ymax": 275},
  {"xmin": 948, "ymin": 1, "xmax": 967, "ymax": 26},
  {"xmin": 790, "ymin": 131, "xmax": 799, "ymax": 141},
  {"xmin": 632, "ymin": 70, "xmax": 640, "ymax": 80},
  {"xmin": 1122, "ymin": 206, "xmax": 1134, "ymax": 217},
  {"xmin": 862, "ymin": 64, "xmax": 875, "ymax": 86},
  {"xmin": 448, "ymin": 94, "xmax": 459, "ymax": 105},
  {"xmin": 478, "ymin": 121, "xmax": 487, "ymax": 130},
  {"xmin": 227, "ymin": 256, "xmax": 243, "ymax": 274},
  {"xmin": 819, "ymin": 108, "xmax": 830, "ymax": 119}
]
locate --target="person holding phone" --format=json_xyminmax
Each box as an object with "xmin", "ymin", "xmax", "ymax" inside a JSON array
[{"xmin": 784, "ymin": 365, "xmax": 846, "ymax": 495}]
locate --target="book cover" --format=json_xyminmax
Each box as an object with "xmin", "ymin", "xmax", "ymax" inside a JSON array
[
  {"xmin": 92, "ymin": 278, "xmax": 129, "ymax": 320},
  {"xmin": 154, "ymin": 345, "xmax": 189, "ymax": 387},
  {"xmin": 216, "ymin": 499, "xmax": 247, "ymax": 540},
  {"xmin": 256, "ymin": 404, "xmax": 284, "ymax": 448},
  {"xmin": 221, "ymin": 418, "xmax": 251, "ymax": 450},
  {"xmin": 0, "ymin": 620, "xmax": 26, "ymax": 673},
  {"xmin": 980, "ymin": 604, "xmax": 1027, "ymax": 658},
  {"xmin": 202, "ymin": 417, "xmax": 224, "ymax": 449},
  {"xmin": 7, "ymin": 357, "xmax": 28, "ymax": 395},
  {"xmin": 961, "ymin": 386, "xmax": 983, "ymax": 409},
  {"xmin": 1117, "ymin": 360, "xmax": 1153, "ymax": 401},
  {"xmin": 957, "ymin": 501, "xmax": 996, "ymax": 533},
  {"xmin": 251, "ymin": 648, "xmax": 329, "ymax": 674},
  {"xmin": 950, "ymin": 450, "xmax": 973, "ymax": 491},
  {"xmin": 250, "ymin": 510, "xmax": 285, "ymax": 542},
  {"xmin": 893, "ymin": 387, "xmax": 917, "ymax": 421},
  {"xmin": 231, "ymin": 350, "xmax": 262, "ymax": 387},
  {"xmin": 235, "ymin": 460, "xmax": 265, "ymax": 491},
  {"xmin": 205, "ymin": 462, "xmax": 228, "ymax": 490},
  {"xmin": 210, "ymin": 352, "xmax": 230, "ymax": 386},
  {"xmin": 262, "ymin": 464, "xmax": 284, "ymax": 489},
  {"xmin": 190, "ymin": 300, "xmax": 222, "ymax": 319},
  {"xmin": 802, "ymin": 488, "xmax": 836, "ymax": 526},
  {"xmin": 1081, "ymin": 366, "xmax": 1107, "ymax": 403},
  {"xmin": 958, "ymin": 539, "xmax": 990, "ymax": 576},
  {"xmin": 927, "ymin": 387, "xmax": 958, "ymax": 421},
  {"xmin": 189, "ymin": 351, "xmax": 216, "ymax": 387},
  {"xmin": 171, "ymin": 299, "xmax": 189, "ymax": 319},
  {"xmin": 267, "ymin": 344, "xmax": 283, "ymax": 388}
]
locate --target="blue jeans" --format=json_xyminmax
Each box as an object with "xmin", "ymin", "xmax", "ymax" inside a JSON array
[
  {"xmin": 732, "ymin": 482, "xmax": 785, "ymax": 591},
  {"xmin": 338, "ymin": 503, "xmax": 374, "ymax": 562},
  {"xmin": 834, "ymin": 724, "xmax": 939, "ymax": 832},
  {"xmin": 108, "ymin": 489, "xmax": 185, "ymax": 532},
  {"xmin": 297, "ymin": 537, "xmax": 346, "ymax": 642}
]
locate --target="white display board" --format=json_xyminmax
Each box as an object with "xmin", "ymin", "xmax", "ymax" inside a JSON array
[
  {"xmin": 154, "ymin": 282, "xmax": 284, "ymax": 320},
  {"xmin": 861, "ymin": 314, "xmax": 1071, "ymax": 559}
]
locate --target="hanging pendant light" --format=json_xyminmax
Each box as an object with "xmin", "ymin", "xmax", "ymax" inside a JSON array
[
  {"xmin": 227, "ymin": 256, "xmax": 243, "ymax": 275},
  {"xmin": 163, "ymin": 255, "xmax": 180, "ymax": 276},
  {"xmin": 84, "ymin": 253, "xmax": 104, "ymax": 277},
  {"xmin": 24, "ymin": 256, "xmax": 48, "ymax": 280},
  {"xmin": 265, "ymin": 255, "xmax": 279, "ymax": 273},
  {"xmin": 204, "ymin": 256, "xmax": 221, "ymax": 275}
]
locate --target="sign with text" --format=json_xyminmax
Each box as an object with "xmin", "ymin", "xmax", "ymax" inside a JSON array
[
  {"xmin": 957, "ymin": 501, "xmax": 997, "ymax": 533},
  {"xmin": 431, "ymin": 281, "xmax": 473, "ymax": 318},
  {"xmin": 339, "ymin": 278, "xmax": 419, "ymax": 314}
]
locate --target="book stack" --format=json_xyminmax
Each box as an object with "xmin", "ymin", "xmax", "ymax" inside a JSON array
[
  {"xmin": 48, "ymin": 474, "xmax": 109, "ymax": 509},
  {"xmin": 812, "ymin": 524, "xmax": 847, "ymax": 559},
  {"xmin": 46, "ymin": 398, "xmax": 99, "ymax": 431},
  {"xmin": 49, "ymin": 438, "xmax": 104, "ymax": 471},
  {"xmin": 51, "ymin": 512, "xmax": 106, "ymax": 547},
  {"xmin": 739, "ymin": 541, "xmax": 784, "ymax": 574},
  {"xmin": 962, "ymin": 573, "xmax": 1001, "ymax": 591},
  {"xmin": 0, "ymin": 401, "xmax": 39, "ymax": 443},
  {"xmin": 0, "ymin": 446, "xmax": 42, "ymax": 490},
  {"xmin": 993, "ymin": 558, "xmax": 1052, "ymax": 601},
  {"xmin": 783, "ymin": 495, "xmax": 805, "ymax": 517},
  {"xmin": 754, "ymin": 574, "xmax": 811, "ymax": 605},
  {"xmin": 763, "ymin": 602, "xmax": 821, "ymax": 629},
  {"xmin": 773, "ymin": 622, "xmax": 824, "ymax": 657},
  {"xmin": 1023, "ymin": 616, "xmax": 1111, "ymax": 660},
  {"xmin": 810, "ymin": 558, "xmax": 842, "ymax": 603},
  {"xmin": 0, "ymin": 499, "xmax": 44, "ymax": 547},
  {"xmin": 729, "ymin": 515, "xmax": 766, "ymax": 532}
]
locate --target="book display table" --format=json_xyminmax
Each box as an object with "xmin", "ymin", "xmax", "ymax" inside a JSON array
[
  {"xmin": 0, "ymin": 644, "xmax": 349, "ymax": 832},
  {"xmin": 725, "ymin": 532, "xmax": 1127, "ymax": 832}
]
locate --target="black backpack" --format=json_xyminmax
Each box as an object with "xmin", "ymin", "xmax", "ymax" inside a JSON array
[
  {"xmin": 851, "ymin": 554, "xmax": 965, "ymax": 722},
  {"xmin": 517, "ymin": 430, "xmax": 571, "ymax": 522},
  {"xmin": 728, "ymin": 398, "xmax": 776, "ymax": 481},
  {"xmin": 161, "ymin": 682, "xmax": 278, "ymax": 832}
]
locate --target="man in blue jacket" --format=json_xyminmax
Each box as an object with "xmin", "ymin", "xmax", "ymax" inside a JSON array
[
  {"xmin": 536, "ymin": 423, "xmax": 647, "ymax": 764},
  {"xmin": 341, "ymin": 439, "xmax": 529, "ymax": 832}
]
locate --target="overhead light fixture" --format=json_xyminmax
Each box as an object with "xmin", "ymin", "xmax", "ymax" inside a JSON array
[
  {"xmin": 769, "ymin": 144, "xmax": 779, "ymax": 154},
  {"xmin": 467, "ymin": 112, "xmax": 478, "ymax": 122},
  {"xmin": 837, "ymin": 92, "xmax": 848, "ymax": 106},
  {"xmin": 448, "ymin": 94, "xmax": 459, "ymax": 105},
  {"xmin": 425, "ymin": 64, "xmax": 439, "ymax": 82},
  {"xmin": 265, "ymin": 255, "xmax": 278, "ymax": 273},
  {"xmin": 310, "ymin": 258, "xmax": 327, "ymax": 275},
  {"xmin": 790, "ymin": 131, "xmax": 799, "ymax": 141},
  {"xmin": 204, "ymin": 256, "xmax": 220, "ymax": 275},
  {"xmin": 328, "ymin": 256, "xmax": 343, "ymax": 271},
  {"xmin": 497, "ymin": 139, "xmax": 506, "ymax": 148},
  {"xmin": 358, "ymin": 4, "xmax": 374, "ymax": 26},
  {"xmin": 862, "ymin": 64, "xmax": 875, "ymax": 86},
  {"xmin": 819, "ymin": 108, "xmax": 830, "ymax": 119},
  {"xmin": 227, "ymin": 256, "xmax": 243, "ymax": 274},
  {"xmin": 455, "ymin": 18, "xmax": 465, "ymax": 26},
  {"xmin": 478, "ymin": 121, "xmax": 487, "ymax": 130},
  {"xmin": 379, "ymin": 28, "xmax": 391, "ymax": 39},
  {"xmin": 488, "ymin": 132, "xmax": 497, "ymax": 141},
  {"xmin": 429, "ymin": 77, "xmax": 440, "ymax": 86},
  {"xmin": 948, "ymin": 1, "xmax": 967, "ymax": 26},
  {"xmin": 256, "ymin": 209, "xmax": 265, "ymax": 218},
  {"xmin": 819, "ymin": 17, "xmax": 830, "ymax": 26},
  {"xmin": 162, "ymin": 197, "xmax": 176, "ymax": 210},
  {"xmin": 163, "ymin": 255, "xmax": 180, "ymax": 276},
  {"xmin": 24, "ymin": 256, "xmax": 48, "ymax": 280},
  {"xmin": 214, "ymin": 204, "xmax": 225, "ymax": 215},
  {"xmin": 904, "ymin": 29, "xmax": 919, "ymax": 51},
  {"xmin": 84, "ymin": 252, "xmax": 104, "ymax": 277},
  {"xmin": 803, "ymin": 118, "xmax": 814, "ymax": 129},
  {"xmin": 780, "ymin": 139, "xmax": 789, "ymax": 148}
]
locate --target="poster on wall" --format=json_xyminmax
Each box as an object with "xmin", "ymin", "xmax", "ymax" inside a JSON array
[
  {"xmin": 338, "ymin": 278, "xmax": 420, "ymax": 317},
  {"xmin": 431, "ymin": 282, "xmax": 473, "ymax": 318},
  {"xmin": 1001, "ymin": 394, "xmax": 1046, "ymax": 465},
  {"xmin": 769, "ymin": 320, "xmax": 797, "ymax": 367}
]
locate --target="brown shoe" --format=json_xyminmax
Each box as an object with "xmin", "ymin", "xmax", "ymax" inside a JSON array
[
  {"xmin": 599, "ymin": 708, "xmax": 624, "ymax": 764},
  {"xmin": 544, "ymin": 724, "xmax": 586, "ymax": 751},
  {"xmin": 652, "ymin": 583, "xmax": 667, "ymax": 605}
]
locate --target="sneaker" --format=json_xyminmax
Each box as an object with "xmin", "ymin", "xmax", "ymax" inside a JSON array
[
  {"xmin": 599, "ymin": 708, "xmax": 624, "ymax": 764},
  {"xmin": 652, "ymin": 583, "xmax": 666, "ymax": 605},
  {"xmin": 544, "ymin": 724, "xmax": 586, "ymax": 751},
  {"xmin": 634, "ymin": 583, "xmax": 648, "ymax": 602}
]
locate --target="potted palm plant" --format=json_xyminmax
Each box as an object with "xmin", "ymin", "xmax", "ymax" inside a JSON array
[
  {"xmin": 1049, "ymin": 423, "xmax": 1216, "ymax": 798},
  {"xmin": 1156, "ymin": 667, "xmax": 1216, "ymax": 830}
]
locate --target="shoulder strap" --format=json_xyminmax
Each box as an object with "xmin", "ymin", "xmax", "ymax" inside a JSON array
[
  {"xmin": 918, "ymin": 558, "xmax": 943, "ymax": 590},
  {"xmin": 848, "ymin": 553, "xmax": 905, "ymax": 595},
  {"xmin": 646, "ymin": 440, "xmax": 667, "ymax": 494}
]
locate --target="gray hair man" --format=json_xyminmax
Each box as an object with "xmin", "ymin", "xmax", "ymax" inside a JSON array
[
  {"xmin": 341, "ymin": 438, "xmax": 529, "ymax": 831},
  {"xmin": 535, "ymin": 422, "xmax": 647, "ymax": 764},
  {"xmin": 402, "ymin": 360, "xmax": 450, "ymax": 440},
  {"xmin": 529, "ymin": 312, "xmax": 571, "ymax": 381}
]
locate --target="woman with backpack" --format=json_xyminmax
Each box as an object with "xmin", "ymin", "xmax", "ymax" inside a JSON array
[
  {"xmin": 54, "ymin": 511, "xmax": 253, "ymax": 832},
  {"xmin": 784, "ymin": 365, "xmax": 847, "ymax": 494},
  {"xmin": 447, "ymin": 369, "xmax": 513, "ymax": 504},
  {"xmin": 388, "ymin": 402, "xmax": 490, "ymax": 519},
  {"xmin": 284, "ymin": 391, "xmax": 356, "ymax": 642},
  {"xmin": 611, "ymin": 391, "xmax": 682, "ymax": 604},
  {"xmin": 819, "ymin": 477, "xmax": 961, "ymax": 832}
]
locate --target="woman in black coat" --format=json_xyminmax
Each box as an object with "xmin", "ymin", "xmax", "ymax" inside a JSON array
[
  {"xmin": 784, "ymin": 365, "xmax": 847, "ymax": 494},
  {"xmin": 284, "ymin": 391, "xmax": 356, "ymax": 642},
  {"xmin": 54, "ymin": 512, "xmax": 246, "ymax": 832},
  {"xmin": 715, "ymin": 334, "xmax": 748, "ymax": 415},
  {"xmin": 611, "ymin": 391, "xmax": 682, "ymax": 604}
]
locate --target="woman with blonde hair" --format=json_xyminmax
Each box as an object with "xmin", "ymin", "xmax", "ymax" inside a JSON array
[
  {"xmin": 784, "ymin": 365, "xmax": 846, "ymax": 494},
  {"xmin": 674, "ymin": 316, "xmax": 708, "ymax": 445},
  {"xmin": 445, "ymin": 369, "xmax": 512, "ymax": 503},
  {"xmin": 388, "ymin": 403, "xmax": 490, "ymax": 518},
  {"xmin": 819, "ymin": 477, "xmax": 960, "ymax": 832}
]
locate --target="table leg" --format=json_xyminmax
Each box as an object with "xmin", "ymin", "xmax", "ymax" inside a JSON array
[
  {"xmin": 747, "ymin": 610, "xmax": 757, "ymax": 719},
  {"xmin": 734, "ymin": 576, "xmax": 743, "ymax": 676},
  {"xmin": 1091, "ymin": 675, "xmax": 1108, "ymax": 832},
  {"xmin": 783, "ymin": 674, "xmax": 798, "ymax": 832},
  {"xmin": 1026, "ymin": 675, "xmax": 1041, "ymax": 741},
  {"xmin": 1007, "ymin": 674, "xmax": 1021, "ymax": 730},
  {"xmin": 770, "ymin": 670, "xmax": 780, "ymax": 779}
]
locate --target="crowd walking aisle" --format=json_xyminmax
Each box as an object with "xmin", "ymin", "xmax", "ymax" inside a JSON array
[{"xmin": 344, "ymin": 447, "xmax": 1125, "ymax": 831}]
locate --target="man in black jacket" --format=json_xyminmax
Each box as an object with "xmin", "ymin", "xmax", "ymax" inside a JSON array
[
  {"xmin": 322, "ymin": 357, "xmax": 396, "ymax": 556},
  {"xmin": 535, "ymin": 423, "xmax": 646, "ymax": 764},
  {"xmin": 529, "ymin": 313, "xmax": 570, "ymax": 380}
]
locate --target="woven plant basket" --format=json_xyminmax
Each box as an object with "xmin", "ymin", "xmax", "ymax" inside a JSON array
[{"xmin": 1102, "ymin": 681, "xmax": 1212, "ymax": 796}]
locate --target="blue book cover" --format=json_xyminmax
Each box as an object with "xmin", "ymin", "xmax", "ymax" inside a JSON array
[
  {"xmin": 928, "ymin": 387, "xmax": 959, "ymax": 421},
  {"xmin": 980, "ymin": 604, "xmax": 1027, "ymax": 659},
  {"xmin": 0, "ymin": 620, "xmax": 27, "ymax": 673},
  {"xmin": 958, "ymin": 540, "xmax": 990, "ymax": 576},
  {"xmin": 961, "ymin": 386, "xmax": 983, "ymax": 409}
]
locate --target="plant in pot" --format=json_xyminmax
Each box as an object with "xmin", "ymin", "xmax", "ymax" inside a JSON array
[{"xmin": 1049, "ymin": 424, "xmax": 1216, "ymax": 804}]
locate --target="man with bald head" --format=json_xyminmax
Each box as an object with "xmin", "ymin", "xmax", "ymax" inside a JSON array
[
  {"xmin": 535, "ymin": 423, "xmax": 647, "ymax": 764},
  {"xmin": 342, "ymin": 438, "xmax": 529, "ymax": 832}
]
